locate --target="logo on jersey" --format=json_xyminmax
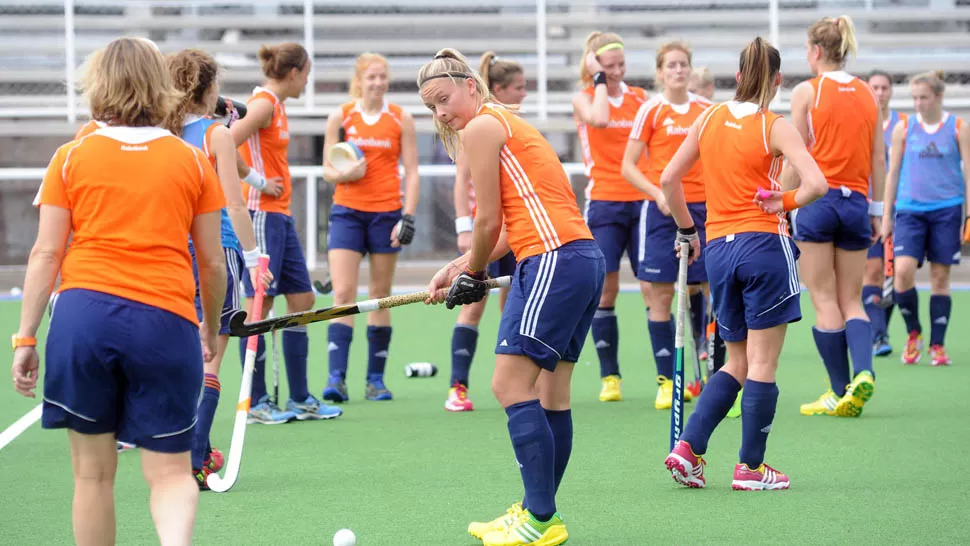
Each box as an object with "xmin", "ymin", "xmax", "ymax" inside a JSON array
[
  {"xmin": 838, "ymin": 86, "xmax": 857, "ymax": 93},
  {"xmin": 120, "ymin": 144, "xmax": 148, "ymax": 152},
  {"xmin": 724, "ymin": 121, "xmax": 743, "ymax": 130},
  {"xmin": 349, "ymin": 136, "xmax": 393, "ymax": 149},
  {"xmin": 606, "ymin": 119, "xmax": 634, "ymax": 129},
  {"xmin": 346, "ymin": 126, "xmax": 358, "ymax": 135},
  {"xmin": 919, "ymin": 142, "xmax": 944, "ymax": 159}
]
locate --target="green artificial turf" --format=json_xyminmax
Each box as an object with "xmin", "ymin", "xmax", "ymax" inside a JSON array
[{"xmin": 1, "ymin": 292, "xmax": 968, "ymax": 545}]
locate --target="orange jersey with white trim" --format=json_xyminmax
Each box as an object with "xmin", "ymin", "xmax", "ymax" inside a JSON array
[
  {"xmin": 630, "ymin": 93, "xmax": 711, "ymax": 203},
  {"xmin": 806, "ymin": 72, "xmax": 879, "ymax": 195},
  {"xmin": 480, "ymin": 104, "xmax": 593, "ymax": 261},
  {"xmin": 39, "ymin": 126, "xmax": 225, "ymax": 323},
  {"xmin": 238, "ymin": 87, "xmax": 291, "ymax": 215},
  {"xmin": 334, "ymin": 101, "xmax": 404, "ymax": 212},
  {"xmin": 698, "ymin": 102, "xmax": 787, "ymax": 241},
  {"xmin": 577, "ymin": 84, "xmax": 649, "ymax": 202},
  {"xmin": 74, "ymin": 120, "xmax": 104, "ymax": 139}
]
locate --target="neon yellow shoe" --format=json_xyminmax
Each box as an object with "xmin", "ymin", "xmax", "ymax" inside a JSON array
[
  {"xmin": 655, "ymin": 376, "xmax": 693, "ymax": 410},
  {"xmin": 726, "ymin": 388, "xmax": 742, "ymax": 418},
  {"xmin": 834, "ymin": 370, "xmax": 874, "ymax": 417},
  {"xmin": 482, "ymin": 510, "xmax": 567, "ymax": 546},
  {"xmin": 799, "ymin": 389, "xmax": 838, "ymax": 416},
  {"xmin": 468, "ymin": 503, "xmax": 525, "ymax": 540},
  {"xmin": 599, "ymin": 375, "xmax": 622, "ymax": 402}
]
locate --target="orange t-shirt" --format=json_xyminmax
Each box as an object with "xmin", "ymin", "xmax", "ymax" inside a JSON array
[
  {"xmin": 629, "ymin": 93, "xmax": 711, "ymax": 203},
  {"xmin": 238, "ymin": 87, "xmax": 292, "ymax": 215},
  {"xmin": 75, "ymin": 120, "xmax": 104, "ymax": 139},
  {"xmin": 697, "ymin": 102, "xmax": 787, "ymax": 241},
  {"xmin": 334, "ymin": 101, "xmax": 404, "ymax": 213},
  {"xmin": 479, "ymin": 104, "xmax": 593, "ymax": 261},
  {"xmin": 39, "ymin": 126, "xmax": 225, "ymax": 323},
  {"xmin": 576, "ymin": 83, "xmax": 649, "ymax": 202},
  {"xmin": 806, "ymin": 71, "xmax": 879, "ymax": 195}
]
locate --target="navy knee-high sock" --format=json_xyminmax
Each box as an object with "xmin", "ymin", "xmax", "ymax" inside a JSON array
[
  {"xmin": 895, "ymin": 288, "xmax": 921, "ymax": 335},
  {"xmin": 862, "ymin": 285, "xmax": 886, "ymax": 341},
  {"xmin": 884, "ymin": 304, "xmax": 894, "ymax": 332},
  {"xmin": 592, "ymin": 307, "xmax": 620, "ymax": 377},
  {"xmin": 240, "ymin": 335, "xmax": 267, "ymax": 402},
  {"xmin": 845, "ymin": 318, "xmax": 874, "ymax": 377},
  {"xmin": 191, "ymin": 373, "xmax": 220, "ymax": 469},
  {"xmin": 929, "ymin": 295, "xmax": 951, "ymax": 346},
  {"xmin": 506, "ymin": 400, "xmax": 556, "ymax": 522},
  {"xmin": 679, "ymin": 371, "xmax": 742, "ymax": 454},
  {"xmin": 648, "ymin": 318, "xmax": 675, "ymax": 379},
  {"xmin": 282, "ymin": 327, "xmax": 310, "ymax": 402},
  {"xmin": 812, "ymin": 327, "xmax": 850, "ymax": 396},
  {"xmin": 450, "ymin": 324, "xmax": 478, "ymax": 387},
  {"xmin": 327, "ymin": 323, "xmax": 353, "ymax": 379},
  {"xmin": 689, "ymin": 291, "xmax": 705, "ymax": 344},
  {"xmin": 739, "ymin": 379, "xmax": 779, "ymax": 469},
  {"xmin": 543, "ymin": 409, "xmax": 572, "ymax": 494},
  {"xmin": 366, "ymin": 325, "xmax": 392, "ymax": 379}
]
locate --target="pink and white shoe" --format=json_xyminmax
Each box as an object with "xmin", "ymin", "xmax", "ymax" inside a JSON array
[
  {"xmin": 445, "ymin": 383, "xmax": 474, "ymax": 412},
  {"xmin": 665, "ymin": 440, "xmax": 706, "ymax": 488},
  {"xmin": 929, "ymin": 345, "xmax": 952, "ymax": 367},
  {"xmin": 732, "ymin": 462, "xmax": 790, "ymax": 491}
]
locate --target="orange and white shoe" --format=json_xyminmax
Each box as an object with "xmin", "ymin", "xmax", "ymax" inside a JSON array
[
  {"xmin": 445, "ymin": 382, "xmax": 474, "ymax": 412},
  {"xmin": 902, "ymin": 331, "xmax": 923, "ymax": 365},
  {"xmin": 731, "ymin": 462, "xmax": 790, "ymax": 491},
  {"xmin": 929, "ymin": 344, "xmax": 952, "ymax": 367},
  {"xmin": 665, "ymin": 440, "xmax": 706, "ymax": 488}
]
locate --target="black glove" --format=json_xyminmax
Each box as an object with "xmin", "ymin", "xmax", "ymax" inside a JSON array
[
  {"xmin": 445, "ymin": 268, "xmax": 488, "ymax": 310},
  {"xmin": 676, "ymin": 226, "xmax": 699, "ymax": 257},
  {"xmin": 395, "ymin": 214, "xmax": 416, "ymax": 245}
]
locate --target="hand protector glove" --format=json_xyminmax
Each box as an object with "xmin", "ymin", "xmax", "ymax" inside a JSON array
[
  {"xmin": 445, "ymin": 268, "xmax": 488, "ymax": 310},
  {"xmin": 676, "ymin": 226, "xmax": 699, "ymax": 257},
  {"xmin": 395, "ymin": 214, "xmax": 416, "ymax": 245}
]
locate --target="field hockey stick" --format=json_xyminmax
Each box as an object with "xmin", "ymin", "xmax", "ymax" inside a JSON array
[
  {"xmin": 269, "ymin": 308, "xmax": 280, "ymax": 406},
  {"xmin": 229, "ymin": 276, "xmax": 512, "ymax": 337},
  {"xmin": 313, "ymin": 278, "xmax": 333, "ymax": 295},
  {"xmin": 670, "ymin": 242, "xmax": 689, "ymax": 452},
  {"xmin": 684, "ymin": 292, "xmax": 704, "ymax": 395},
  {"xmin": 880, "ymin": 235, "xmax": 895, "ymax": 308},
  {"xmin": 207, "ymin": 255, "xmax": 270, "ymax": 493}
]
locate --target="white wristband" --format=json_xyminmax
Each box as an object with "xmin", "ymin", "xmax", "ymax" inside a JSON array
[
  {"xmin": 243, "ymin": 169, "xmax": 266, "ymax": 191},
  {"xmin": 869, "ymin": 201, "xmax": 884, "ymax": 217},
  {"xmin": 243, "ymin": 248, "xmax": 261, "ymax": 268},
  {"xmin": 455, "ymin": 216, "xmax": 473, "ymax": 234}
]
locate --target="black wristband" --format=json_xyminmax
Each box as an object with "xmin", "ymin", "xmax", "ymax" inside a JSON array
[
  {"xmin": 593, "ymin": 71, "xmax": 608, "ymax": 86},
  {"xmin": 677, "ymin": 226, "xmax": 697, "ymax": 236}
]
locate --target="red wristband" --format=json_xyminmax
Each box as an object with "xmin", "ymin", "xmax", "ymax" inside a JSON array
[
  {"xmin": 782, "ymin": 190, "xmax": 799, "ymax": 212},
  {"xmin": 463, "ymin": 266, "xmax": 484, "ymax": 279}
]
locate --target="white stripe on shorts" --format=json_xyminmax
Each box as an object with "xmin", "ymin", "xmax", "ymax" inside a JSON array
[{"xmin": 521, "ymin": 250, "xmax": 559, "ymax": 338}]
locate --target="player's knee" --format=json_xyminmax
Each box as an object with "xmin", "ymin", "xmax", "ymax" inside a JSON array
[
  {"xmin": 491, "ymin": 375, "xmax": 533, "ymax": 409},
  {"xmin": 929, "ymin": 265, "xmax": 951, "ymax": 293},
  {"xmin": 285, "ymin": 292, "xmax": 313, "ymax": 313},
  {"xmin": 651, "ymin": 285, "xmax": 674, "ymax": 312},
  {"xmin": 140, "ymin": 451, "xmax": 191, "ymax": 488},
  {"xmin": 599, "ymin": 273, "xmax": 619, "ymax": 306}
]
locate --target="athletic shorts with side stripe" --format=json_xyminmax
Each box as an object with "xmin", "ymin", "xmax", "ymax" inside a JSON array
[
  {"xmin": 495, "ymin": 239, "xmax": 606, "ymax": 371},
  {"xmin": 705, "ymin": 232, "xmax": 802, "ymax": 343},
  {"xmin": 242, "ymin": 210, "xmax": 312, "ymax": 297},
  {"xmin": 42, "ymin": 288, "xmax": 203, "ymax": 453},
  {"xmin": 190, "ymin": 244, "xmax": 245, "ymax": 336},
  {"xmin": 584, "ymin": 199, "xmax": 643, "ymax": 273}
]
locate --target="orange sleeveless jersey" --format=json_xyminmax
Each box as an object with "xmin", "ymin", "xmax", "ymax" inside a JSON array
[
  {"xmin": 806, "ymin": 72, "xmax": 879, "ymax": 195},
  {"xmin": 577, "ymin": 84, "xmax": 649, "ymax": 202},
  {"xmin": 39, "ymin": 127, "xmax": 225, "ymax": 323},
  {"xmin": 480, "ymin": 105, "xmax": 593, "ymax": 260},
  {"xmin": 334, "ymin": 101, "xmax": 404, "ymax": 213},
  {"xmin": 630, "ymin": 93, "xmax": 711, "ymax": 203},
  {"xmin": 697, "ymin": 102, "xmax": 787, "ymax": 241},
  {"xmin": 238, "ymin": 87, "xmax": 292, "ymax": 215}
]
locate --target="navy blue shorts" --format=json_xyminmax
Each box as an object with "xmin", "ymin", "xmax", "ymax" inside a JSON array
[
  {"xmin": 243, "ymin": 210, "xmax": 312, "ymax": 297},
  {"xmin": 706, "ymin": 233, "xmax": 802, "ymax": 342},
  {"xmin": 867, "ymin": 238, "xmax": 884, "ymax": 260},
  {"xmin": 638, "ymin": 201, "xmax": 707, "ymax": 284},
  {"xmin": 191, "ymin": 245, "xmax": 244, "ymax": 336},
  {"xmin": 584, "ymin": 199, "xmax": 643, "ymax": 273},
  {"xmin": 42, "ymin": 289, "xmax": 203, "ymax": 453},
  {"xmin": 894, "ymin": 204, "xmax": 963, "ymax": 267},
  {"xmin": 487, "ymin": 251, "xmax": 516, "ymax": 279},
  {"xmin": 496, "ymin": 239, "xmax": 605, "ymax": 371},
  {"xmin": 328, "ymin": 204, "xmax": 402, "ymax": 255},
  {"xmin": 791, "ymin": 188, "xmax": 871, "ymax": 251}
]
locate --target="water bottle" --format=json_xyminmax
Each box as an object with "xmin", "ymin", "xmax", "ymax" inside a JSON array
[{"xmin": 405, "ymin": 362, "xmax": 438, "ymax": 377}]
